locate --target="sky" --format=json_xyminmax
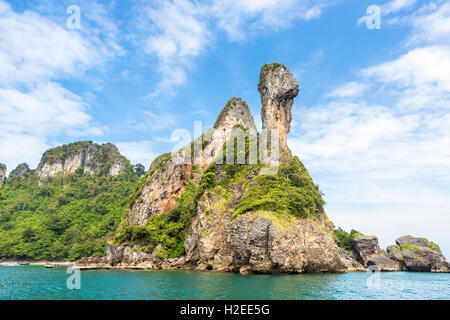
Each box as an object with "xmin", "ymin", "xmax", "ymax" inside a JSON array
[{"xmin": 0, "ymin": 0, "xmax": 449, "ymax": 256}]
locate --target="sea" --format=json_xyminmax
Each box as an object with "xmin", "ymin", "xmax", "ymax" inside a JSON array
[{"xmin": 0, "ymin": 266, "xmax": 449, "ymax": 300}]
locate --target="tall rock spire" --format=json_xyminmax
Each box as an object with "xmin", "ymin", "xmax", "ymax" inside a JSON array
[{"xmin": 258, "ymin": 63, "xmax": 299, "ymax": 153}]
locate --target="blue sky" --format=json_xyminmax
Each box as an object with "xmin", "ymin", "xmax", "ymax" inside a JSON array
[{"xmin": 1, "ymin": 0, "xmax": 450, "ymax": 256}]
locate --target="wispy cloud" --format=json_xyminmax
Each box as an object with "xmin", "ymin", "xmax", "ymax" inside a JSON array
[
  {"xmin": 292, "ymin": 1, "xmax": 450, "ymax": 253},
  {"xmin": 142, "ymin": 0, "xmax": 212, "ymax": 98},
  {"xmin": 137, "ymin": 0, "xmax": 330, "ymax": 97},
  {"xmin": 382, "ymin": 0, "xmax": 417, "ymax": 15},
  {"xmin": 0, "ymin": 0, "xmax": 121, "ymax": 171},
  {"xmin": 326, "ymin": 81, "xmax": 369, "ymax": 98},
  {"xmin": 211, "ymin": 0, "xmax": 326, "ymax": 41},
  {"xmin": 0, "ymin": 2, "xmax": 97, "ymax": 85},
  {"xmin": 121, "ymin": 110, "xmax": 178, "ymax": 132},
  {"xmin": 115, "ymin": 141, "xmax": 158, "ymax": 169},
  {"xmin": 408, "ymin": 1, "xmax": 450, "ymax": 45},
  {"xmin": 0, "ymin": 83, "xmax": 91, "ymax": 135},
  {"xmin": 357, "ymin": 0, "xmax": 418, "ymax": 26}
]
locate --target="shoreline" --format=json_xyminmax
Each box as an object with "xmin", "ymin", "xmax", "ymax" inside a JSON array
[
  {"xmin": 72, "ymin": 264, "xmax": 448, "ymax": 273},
  {"xmin": 0, "ymin": 259, "xmax": 75, "ymax": 266},
  {"xmin": 2, "ymin": 262, "xmax": 448, "ymax": 274}
]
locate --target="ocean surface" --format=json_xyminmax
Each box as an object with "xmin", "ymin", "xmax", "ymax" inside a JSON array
[{"xmin": 0, "ymin": 266, "xmax": 449, "ymax": 300}]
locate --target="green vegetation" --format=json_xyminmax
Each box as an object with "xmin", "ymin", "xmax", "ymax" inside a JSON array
[
  {"xmin": 113, "ymin": 225, "xmax": 151, "ymax": 244},
  {"xmin": 259, "ymin": 63, "xmax": 284, "ymax": 94},
  {"xmin": 179, "ymin": 129, "xmax": 215, "ymax": 161},
  {"xmin": 190, "ymin": 164, "xmax": 202, "ymax": 176},
  {"xmin": 9, "ymin": 163, "xmax": 30, "ymax": 179},
  {"xmin": 115, "ymin": 180, "xmax": 199, "ymax": 259},
  {"xmin": 197, "ymin": 172, "xmax": 216, "ymax": 198},
  {"xmin": 392, "ymin": 246, "xmax": 402, "ymax": 254},
  {"xmin": 243, "ymin": 211, "xmax": 294, "ymax": 231},
  {"xmin": 41, "ymin": 141, "xmax": 94, "ymax": 164},
  {"xmin": 0, "ymin": 165, "xmax": 140, "ymax": 261},
  {"xmin": 233, "ymin": 157, "xmax": 324, "ymax": 219},
  {"xmin": 401, "ymin": 244, "xmax": 422, "ymax": 251},
  {"xmin": 114, "ymin": 128, "xmax": 328, "ymax": 260},
  {"xmin": 429, "ymin": 242, "xmax": 440, "ymax": 251},
  {"xmin": 148, "ymin": 153, "xmax": 173, "ymax": 177},
  {"xmin": 131, "ymin": 164, "xmax": 146, "ymax": 177},
  {"xmin": 333, "ymin": 228, "xmax": 364, "ymax": 253},
  {"xmin": 40, "ymin": 142, "xmax": 128, "ymax": 178},
  {"xmin": 260, "ymin": 63, "xmax": 283, "ymax": 76}
]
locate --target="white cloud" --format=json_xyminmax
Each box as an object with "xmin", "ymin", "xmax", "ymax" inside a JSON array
[
  {"xmin": 357, "ymin": 0, "xmax": 417, "ymax": 26},
  {"xmin": 211, "ymin": 0, "xmax": 326, "ymax": 41},
  {"xmin": 0, "ymin": 83, "xmax": 105, "ymax": 172},
  {"xmin": 326, "ymin": 82, "xmax": 369, "ymax": 98},
  {"xmin": 362, "ymin": 46, "xmax": 450, "ymax": 91},
  {"xmin": 291, "ymin": 1, "xmax": 450, "ymax": 256},
  {"xmin": 115, "ymin": 141, "xmax": 158, "ymax": 169},
  {"xmin": 362, "ymin": 45, "xmax": 450, "ymax": 111},
  {"xmin": 382, "ymin": 0, "xmax": 417, "ymax": 15},
  {"xmin": 0, "ymin": 1, "xmax": 98, "ymax": 86},
  {"xmin": 139, "ymin": 0, "xmax": 329, "ymax": 97},
  {"xmin": 290, "ymin": 101, "xmax": 449, "ymax": 179},
  {"xmin": 0, "ymin": 134, "xmax": 48, "ymax": 174},
  {"xmin": 331, "ymin": 207, "xmax": 450, "ymax": 257},
  {"xmin": 0, "ymin": 1, "xmax": 120, "ymax": 171},
  {"xmin": 409, "ymin": 1, "xmax": 450, "ymax": 45},
  {"xmin": 120, "ymin": 110, "xmax": 178, "ymax": 132},
  {"xmin": 0, "ymin": 83, "xmax": 91, "ymax": 135},
  {"xmin": 143, "ymin": 0, "xmax": 211, "ymax": 97},
  {"xmin": 81, "ymin": 1, "xmax": 125, "ymax": 57}
]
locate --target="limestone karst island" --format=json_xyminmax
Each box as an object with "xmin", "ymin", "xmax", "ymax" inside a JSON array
[{"xmin": 1, "ymin": 64, "xmax": 448, "ymax": 275}]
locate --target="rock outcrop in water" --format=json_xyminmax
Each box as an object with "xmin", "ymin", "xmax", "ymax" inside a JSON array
[
  {"xmin": 350, "ymin": 235, "xmax": 449, "ymax": 272},
  {"xmin": 76, "ymin": 63, "xmax": 364, "ymax": 274},
  {"xmin": 223, "ymin": 215, "xmax": 348, "ymax": 273},
  {"xmin": 352, "ymin": 236, "xmax": 381, "ymax": 267},
  {"xmin": 75, "ymin": 63, "xmax": 448, "ymax": 274}
]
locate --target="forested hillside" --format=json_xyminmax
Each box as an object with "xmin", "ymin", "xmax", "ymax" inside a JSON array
[{"xmin": 0, "ymin": 142, "xmax": 143, "ymax": 261}]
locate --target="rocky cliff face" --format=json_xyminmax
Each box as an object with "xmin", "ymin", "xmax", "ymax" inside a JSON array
[
  {"xmin": 127, "ymin": 153, "xmax": 192, "ymax": 226},
  {"xmin": 0, "ymin": 163, "xmax": 6, "ymax": 184},
  {"xmin": 352, "ymin": 236, "xmax": 381, "ymax": 267},
  {"xmin": 127, "ymin": 97, "xmax": 257, "ymax": 226},
  {"xmin": 88, "ymin": 63, "xmax": 367, "ymax": 274},
  {"xmin": 9, "ymin": 163, "xmax": 30, "ymax": 179},
  {"xmin": 393, "ymin": 236, "xmax": 448, "ymax": 272},
  {"xmin": 76, "ymin": 63, "xmax": 448, "ymax": 274},
  {"xmin": 181, "ymin": 170, "xmax": 354, "ymax": 273},
  {"xmin": 259, "ymin": 63, "xmax": 299, "ymax": 154},
  {"xmin": 356, "ymin": 235, "xmax": 449, "ymax": 272},
  {"xmin": 37, "ymin": 141, "xmax": 127, "ymax": 183},
  {"xmin": 97, "ymin": 171, "xmax": 359, "ymax": 273},
  {"xmin": 225, "ymin": 215, "xmax": 348, "ymax": 273}
]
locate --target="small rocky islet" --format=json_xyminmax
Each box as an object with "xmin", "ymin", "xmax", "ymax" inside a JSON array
[{"xmin": 1, "ymin": 63, "xmax": 448, "ymax": 274}]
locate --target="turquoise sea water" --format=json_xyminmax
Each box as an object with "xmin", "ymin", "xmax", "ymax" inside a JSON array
[{"xmin": 0, "ymin": 266, "xmax": 449, "ymax": 300}]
